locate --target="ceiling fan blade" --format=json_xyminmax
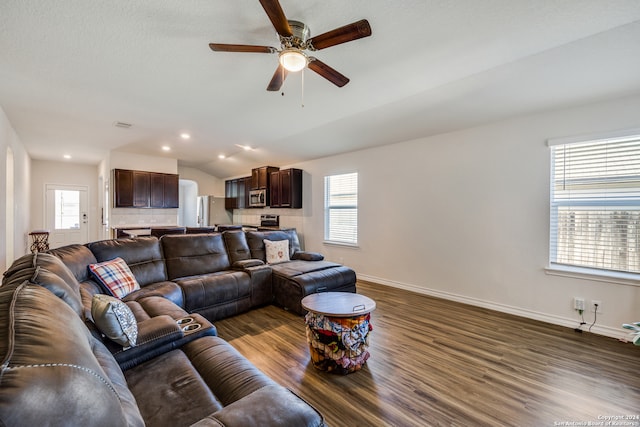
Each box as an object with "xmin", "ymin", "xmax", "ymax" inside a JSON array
[
  {"xmin": 209, "ymin": 43, "xmax": 276, "ymax": 53},
  {"xmin": 308, "ymin": 58, "xmax": 349, "ymax": 88},
  {"xmin": 267, "ymin": 64, "xmax": 288, "ymax": 91},
  {"xmin": 307, "ymin": 19, "xmax": 372, "ymax": 51},
  {"xmin": 258, "ymin": 0, "xmax": 292, "ymax": 37}
]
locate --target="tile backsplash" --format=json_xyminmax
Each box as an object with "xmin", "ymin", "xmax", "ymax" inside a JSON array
[
  {"xmin": 233, "ymin": 209, "xmax": 303, "ymax": 231},
  {"xmin": 111, "ymin": 208, "xmax": 178, "ymax": 227}
]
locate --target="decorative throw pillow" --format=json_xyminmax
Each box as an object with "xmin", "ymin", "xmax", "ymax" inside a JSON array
[
  {"xmin": 91, "ymin": 294, "xmax": 138, "ymax": 347},
  {"xmin": 264, "ymin": 239, "xmax": 290, "ymax": 264},
  {"xmin": 88, "ymin": 257, "xmax": 140, "ymax": 299}
]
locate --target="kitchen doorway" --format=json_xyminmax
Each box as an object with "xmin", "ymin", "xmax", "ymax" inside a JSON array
[{"xmin": 178, "ymin": 179, "xmax": 198, "ymax": 227}]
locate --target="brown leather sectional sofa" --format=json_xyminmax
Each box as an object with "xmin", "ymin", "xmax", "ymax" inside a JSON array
[{"xmin": 0, "ymin": 229, "xmax": 356, "ymax": 426}]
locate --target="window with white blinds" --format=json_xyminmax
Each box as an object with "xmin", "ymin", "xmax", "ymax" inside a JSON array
[
  {"xmin": 324, "ymin": 172, "xmax": 358, "ymax": 245},
  {"xmin": 550, "ymin": 133, "xmax": 640, "ymax": 275}
]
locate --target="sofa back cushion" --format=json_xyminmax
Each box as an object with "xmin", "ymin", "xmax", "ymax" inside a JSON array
[
  {"xmin": 2, "ymin": 252, "xmax": 84, "ymax": 317},
  {"xmin": 161, "ymin": 233, "xmax": 231, "ymax": 280},
  {"xmin": 245, "ymin": 230, "xmax": 301, "ymax": 262},
  {"xmin": 0, "ymin": 281, "xmax": 144, "ymax": 426},
  {"xmin": 88, "ymin": 237, "xmax": 168, "ymax": 286},
  {"xmin": 223, "ymin": 230, "xmax": 252, "ymax": 264},
  {"xmin": 48, "ymin": 244, "xmax": 98, "ymax": 283}
]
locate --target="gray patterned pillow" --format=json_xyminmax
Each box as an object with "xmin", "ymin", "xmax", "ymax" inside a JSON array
[{"xmin": 91, "ymin": 294, "xmax": 138, "ymax": 347}]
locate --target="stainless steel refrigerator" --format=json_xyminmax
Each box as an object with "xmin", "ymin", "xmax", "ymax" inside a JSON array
[{"xmin": 196, "ymin": 196, "xmax": 232, "ymax": 227}]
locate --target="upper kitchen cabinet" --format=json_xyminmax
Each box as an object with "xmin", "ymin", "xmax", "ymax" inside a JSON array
[
  {"xmin": 114, "ymin": 169, "xmax": 134, "ymax": 207},
  {"xmin": 150, "ymin": 173, "xmax": 179, "ymax": 208},
  {"xmin": 270, "ymin": 168, "xmax": 302, "ymax": 209},
  {"xmin": 225, "ymin": 176, "xmax": 251, "ymax": 210},
  {"xmin": 251, "ymin": 166, "xmax": 279, "ymax": 190},
  {"xmin": 113, "ymin": 169, "xmax": 179, "ymax": 208}
]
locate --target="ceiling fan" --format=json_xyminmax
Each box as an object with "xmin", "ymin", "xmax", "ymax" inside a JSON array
[{"xmin": 209, "ymin": 0, "xmax": 372, "ymax": 91}]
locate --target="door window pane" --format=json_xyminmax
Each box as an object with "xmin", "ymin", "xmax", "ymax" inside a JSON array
[{"xmin": 55, "ymin": 190, "xmax": 80, "ymax": 230}]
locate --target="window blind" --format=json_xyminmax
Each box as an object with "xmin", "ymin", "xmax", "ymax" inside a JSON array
[
  {"xmin": 324, "ymin": 172, "xmax": 358, "ymax": 244},
  {"xmin": 550, "ymin": 135, "xmax": 640, "ymax": 274}
]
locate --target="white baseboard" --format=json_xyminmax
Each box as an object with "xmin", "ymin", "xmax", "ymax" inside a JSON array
[{"xmin": 357, "ymin": 274, "xmax": 629, "ymax": 341}]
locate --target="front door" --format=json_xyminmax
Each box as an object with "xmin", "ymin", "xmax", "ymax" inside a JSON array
[{"xmin": 45, "ymin": 184, "xmax": 89, "ymax": 249}]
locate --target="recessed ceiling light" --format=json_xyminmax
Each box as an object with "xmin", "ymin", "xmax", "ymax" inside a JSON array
[
  {"xmin": 218, "ymin": 154, "xmax": 226, "ymax": 159},
  {"xmin": 63, "ymin": 154, "xmax": 72, "ymax": 159},
  {"xmin": 235, "ymin": 144, "xmax": 253, "ymax": 151},
  {"xmin": 180, "ymin": 133, "xmax": 191, "ymax": 140},
  {"xmin": 162, "ymin": 146, "xmax": 171, "ymax": 151}
]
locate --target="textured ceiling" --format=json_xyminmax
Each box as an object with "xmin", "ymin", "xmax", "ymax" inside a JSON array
[{"xmin": 1, "ymin": 1, "xmax": 640, "ymax": 178}]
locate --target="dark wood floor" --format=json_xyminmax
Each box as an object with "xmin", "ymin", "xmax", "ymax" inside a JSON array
[{"xmin": 214, "ymin": 281, "xmax": 640, "ymax": 427}]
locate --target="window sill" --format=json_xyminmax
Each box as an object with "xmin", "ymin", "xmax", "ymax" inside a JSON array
[
  {"xmin": 323, "ymin": 240, "xmax": 359, "ymax": 249},
  {"xmin": 545, "ymin": 264, "xmax": 640, "ymax": 287}
]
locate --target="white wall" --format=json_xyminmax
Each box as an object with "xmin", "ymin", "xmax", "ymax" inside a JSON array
[
  {"xmin": 178, "ymin": 166, "xmax": 224, "ymax": 196},
  {"xmin": 0, "ymin": 106, "xmax": 31, "ymax": 271},
  {"xmin": 292, "ymin": 94, "xmax": 640, "ymax": 339}
]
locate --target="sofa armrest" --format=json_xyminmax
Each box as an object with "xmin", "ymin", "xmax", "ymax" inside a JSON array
[
  {"xmin": 111, "ymin": 314, "xmax": 184, "ymax": 368},
  {"xmin": 191, "ymin": 385, "xmax": 324, "ymax": 427},
  {"xmin": 232, "ymin": 259, "xmax": 265, "ymax": 269},
  {"xmin": 291, "ymin": 251, "xmax": 324, "ymax": 261},
  {"xmin": 112, "ymin": 313, "xmax": 217, "ymax": 370}
]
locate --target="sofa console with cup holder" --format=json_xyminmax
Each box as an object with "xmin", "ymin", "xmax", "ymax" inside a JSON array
[{"xmin": 0, "ymin": 228, "xmax": 355, "ymax": 426}]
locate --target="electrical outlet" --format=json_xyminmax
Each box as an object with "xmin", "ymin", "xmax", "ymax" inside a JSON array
[
  {"xmin": 573, "ymin": 297, "xmax": 585, "ymax": 311},
  {"xmin": 591, "ymin": 300, "xmax": 603, "ymax": 314}
]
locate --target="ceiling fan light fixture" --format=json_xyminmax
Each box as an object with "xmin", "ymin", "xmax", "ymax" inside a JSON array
[{"xmin": 279, "ymin": 48, "xmax": 307, "ymax": 72}]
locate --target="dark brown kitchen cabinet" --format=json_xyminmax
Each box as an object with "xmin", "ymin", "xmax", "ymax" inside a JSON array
[
  {"xmin": 113, "ymin": 169, "xmax": 179, "ymax": 208},
  {"xmin": 270, "ymin": 168, "xmax": 302, "ymax": 208},
  {"xmin": 150, "ymin": 173, "xmax": 164, "ymax": 207},
  {"xmin": 150, "ymin": 173, "xmax": 179, "ymax": 208},
  {"xmin": 225, "ymin": 179, "xmax": 237, "ymax": 210},
  {"xmin": 251, "ymin": 166, "xmax": 279, "ymax": 190},
  {"xmin": 132, "ymin": 171, "xmax": 150, "ymax": 207},
  {"xmin": 225, "ymin": 176, "xmax": 251, "ymax": 210},
  {"xmin": 236, "ymin": 177, "xmax": 248, "ymax": 209},
  {"xmin": 114, "ymin": 169, "xmax": 134, "ymax": 207}
]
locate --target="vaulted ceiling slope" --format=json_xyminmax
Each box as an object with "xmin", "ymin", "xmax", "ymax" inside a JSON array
[{"xmin": 1, "ymin": 1, "xmax": 640, "ymax": 178}]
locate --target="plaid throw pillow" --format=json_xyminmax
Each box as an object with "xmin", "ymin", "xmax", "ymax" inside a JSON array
[{"xmin": 88, "ymin": 257, "xmax": 140, "ymax": 299}]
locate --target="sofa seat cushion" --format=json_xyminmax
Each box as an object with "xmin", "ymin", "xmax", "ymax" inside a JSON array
[
  {"xmin": 269, "ymin": 260, "xmax": 342, "ymax": 277},
  {"xmin": 195, "ymin": 386, "xmax": 325, "ymax": 427},
  {"xmin": 183, "ymin": 336, "xmax": 324, "ymax": 427},
  {"xmin": 123, "ymin": 280, "xmax": 184, "ymax": 308},
  {"xmin": 174, "ymin": 271, "xmax": 251, "ymax": 321},
  {"xmin": 125, "ymin": 296, "xmax": 190, "ymax": 322},
  {"xmin": 124, "ymin": 348, "xmax": 223, "ymax": 426},
  {"xmin": 270, "ymin": 261, "xmax": 357, "ymax": 315},
  {"xmin": 125, "ymin": 335, "xmax": 324, "ymax": 427}
]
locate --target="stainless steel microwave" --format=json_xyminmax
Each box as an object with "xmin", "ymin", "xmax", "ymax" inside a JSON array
[{"xmin": 249, "ymin": 189, "xmax": 267, "ymax": 207}]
